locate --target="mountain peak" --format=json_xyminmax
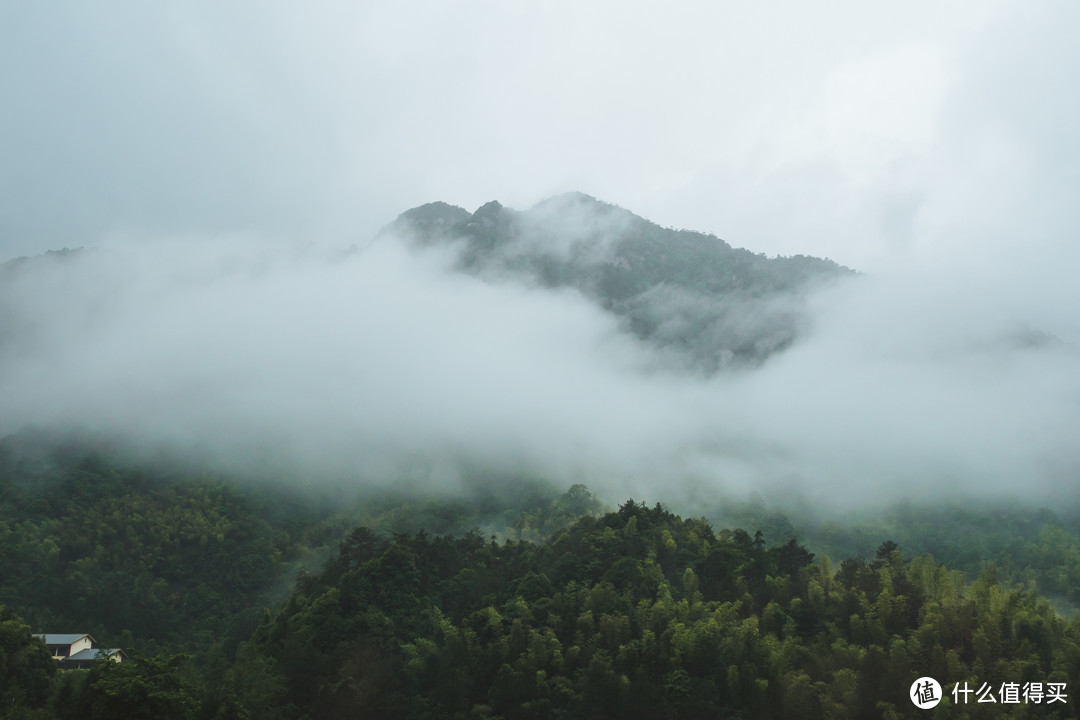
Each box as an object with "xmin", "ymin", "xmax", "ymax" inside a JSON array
[
  {"xmin": 473, "ymin": 200, "xmax": 504, "ymax": 215},
  {"xmin": 536, "ymin": 191, "xmax": 600, "ymax": 206},
  {"xmin": 377, "ymin": 201, "xmax": 471, "ymax": 244},
  {"xmin": 529, "ymin": 192, "xmax": 622, "ymax": 215}
]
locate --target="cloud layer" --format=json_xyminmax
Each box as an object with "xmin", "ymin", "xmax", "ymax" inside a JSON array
[{"xmin": 2, "ymin": 225, "xmax": 1077, "ymax": 511}]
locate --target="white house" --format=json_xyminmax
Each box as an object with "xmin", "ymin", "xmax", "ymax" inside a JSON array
[{"xmin": 34, "ymin": 634, "xmax": 127, "ymax": 669}]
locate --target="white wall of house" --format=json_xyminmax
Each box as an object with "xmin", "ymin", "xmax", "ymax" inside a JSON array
[{"xmin": 69, "ymin": 636, "xmax": 93, "ymax": 656}]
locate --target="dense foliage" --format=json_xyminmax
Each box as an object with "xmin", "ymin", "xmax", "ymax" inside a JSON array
[
  {"xmin": 0, "ymin": 605, "xmax": 56, "ymax": 717},
  {"xmin": 0, "ymin": 432, "xmax": 331, "ymax": 655},
  {"xmin": 0, "ymin": 432, "xmax": 603, "ymax": 656},
  {"xmin": 246, "ymin": 503, "xmax": 1079, "ymax": 719},
  {"xmin": 4, "ymin": 433, "xmax": 1080, "ymax": 718},
  {"xmin": 714, "ymin": 499, "xmax": 1080, "ymax": 614}
]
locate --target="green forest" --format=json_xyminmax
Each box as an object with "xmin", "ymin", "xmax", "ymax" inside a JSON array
[{"xmin": 2, "ymin": 431, "xmax": 1079, "ymax": 718}]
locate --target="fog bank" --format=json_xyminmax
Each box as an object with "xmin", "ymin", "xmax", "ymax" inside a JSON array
[{"xmin": 2, "ymin": 227, "xmax": 1077, "ymax": 512}]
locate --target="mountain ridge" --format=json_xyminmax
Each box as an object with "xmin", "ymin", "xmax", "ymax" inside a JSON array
[{"xmin": 382, "ymin": 193, "xmax": 855, "ymax": 371}]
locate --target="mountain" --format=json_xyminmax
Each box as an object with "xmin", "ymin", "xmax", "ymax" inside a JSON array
[{"xmin": 381, "ymin": 193, "xmax": 854, "ymax": 372}]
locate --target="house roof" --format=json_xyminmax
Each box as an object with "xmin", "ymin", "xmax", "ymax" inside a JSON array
[
  {"xmin": 35, "ymin": 634, "xmax": 95, "ymax": 645},
  {"xmin": 66, "ymin": 648, "xmax": 123, "ymax": 661}
]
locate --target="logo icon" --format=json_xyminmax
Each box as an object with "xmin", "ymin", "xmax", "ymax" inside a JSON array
[{"xmin": 911, "ymin": 677, "xmax": 942, "ymax": 709}]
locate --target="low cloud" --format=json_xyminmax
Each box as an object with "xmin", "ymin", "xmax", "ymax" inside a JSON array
[{"xmin": 2, "ymin": 221, "xmax": 1078, "ymax": 514}]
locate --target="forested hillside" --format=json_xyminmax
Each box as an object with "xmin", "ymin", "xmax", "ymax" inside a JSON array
[
  {"xmin": 0, "ymin": 430, "xmax": 330, "ymax": 655},
  {"xmin": 242, "ymin": 503, "xmax": 1078, "ymax": 719},
  {"xmin": 3, "ymin": 434, "xmax": 1080, "ymax": 718},
  {"xmin": 0, "ymin": 432, "xmax": 603, "ymax": 656}
]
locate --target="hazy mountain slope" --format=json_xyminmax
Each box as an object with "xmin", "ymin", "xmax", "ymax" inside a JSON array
[{"xmin": 382, "ymin": 192, "xmax": 854, "ymax": 371}]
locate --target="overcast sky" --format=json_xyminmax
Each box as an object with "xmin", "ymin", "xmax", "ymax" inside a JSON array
[
  {"xmin": 2, "ymin": 2, "xmax": 1079, "ymax": 511},
  {"xmin": 3, "ymin": 2, "xmax": 1078, "ymax": 272}
]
